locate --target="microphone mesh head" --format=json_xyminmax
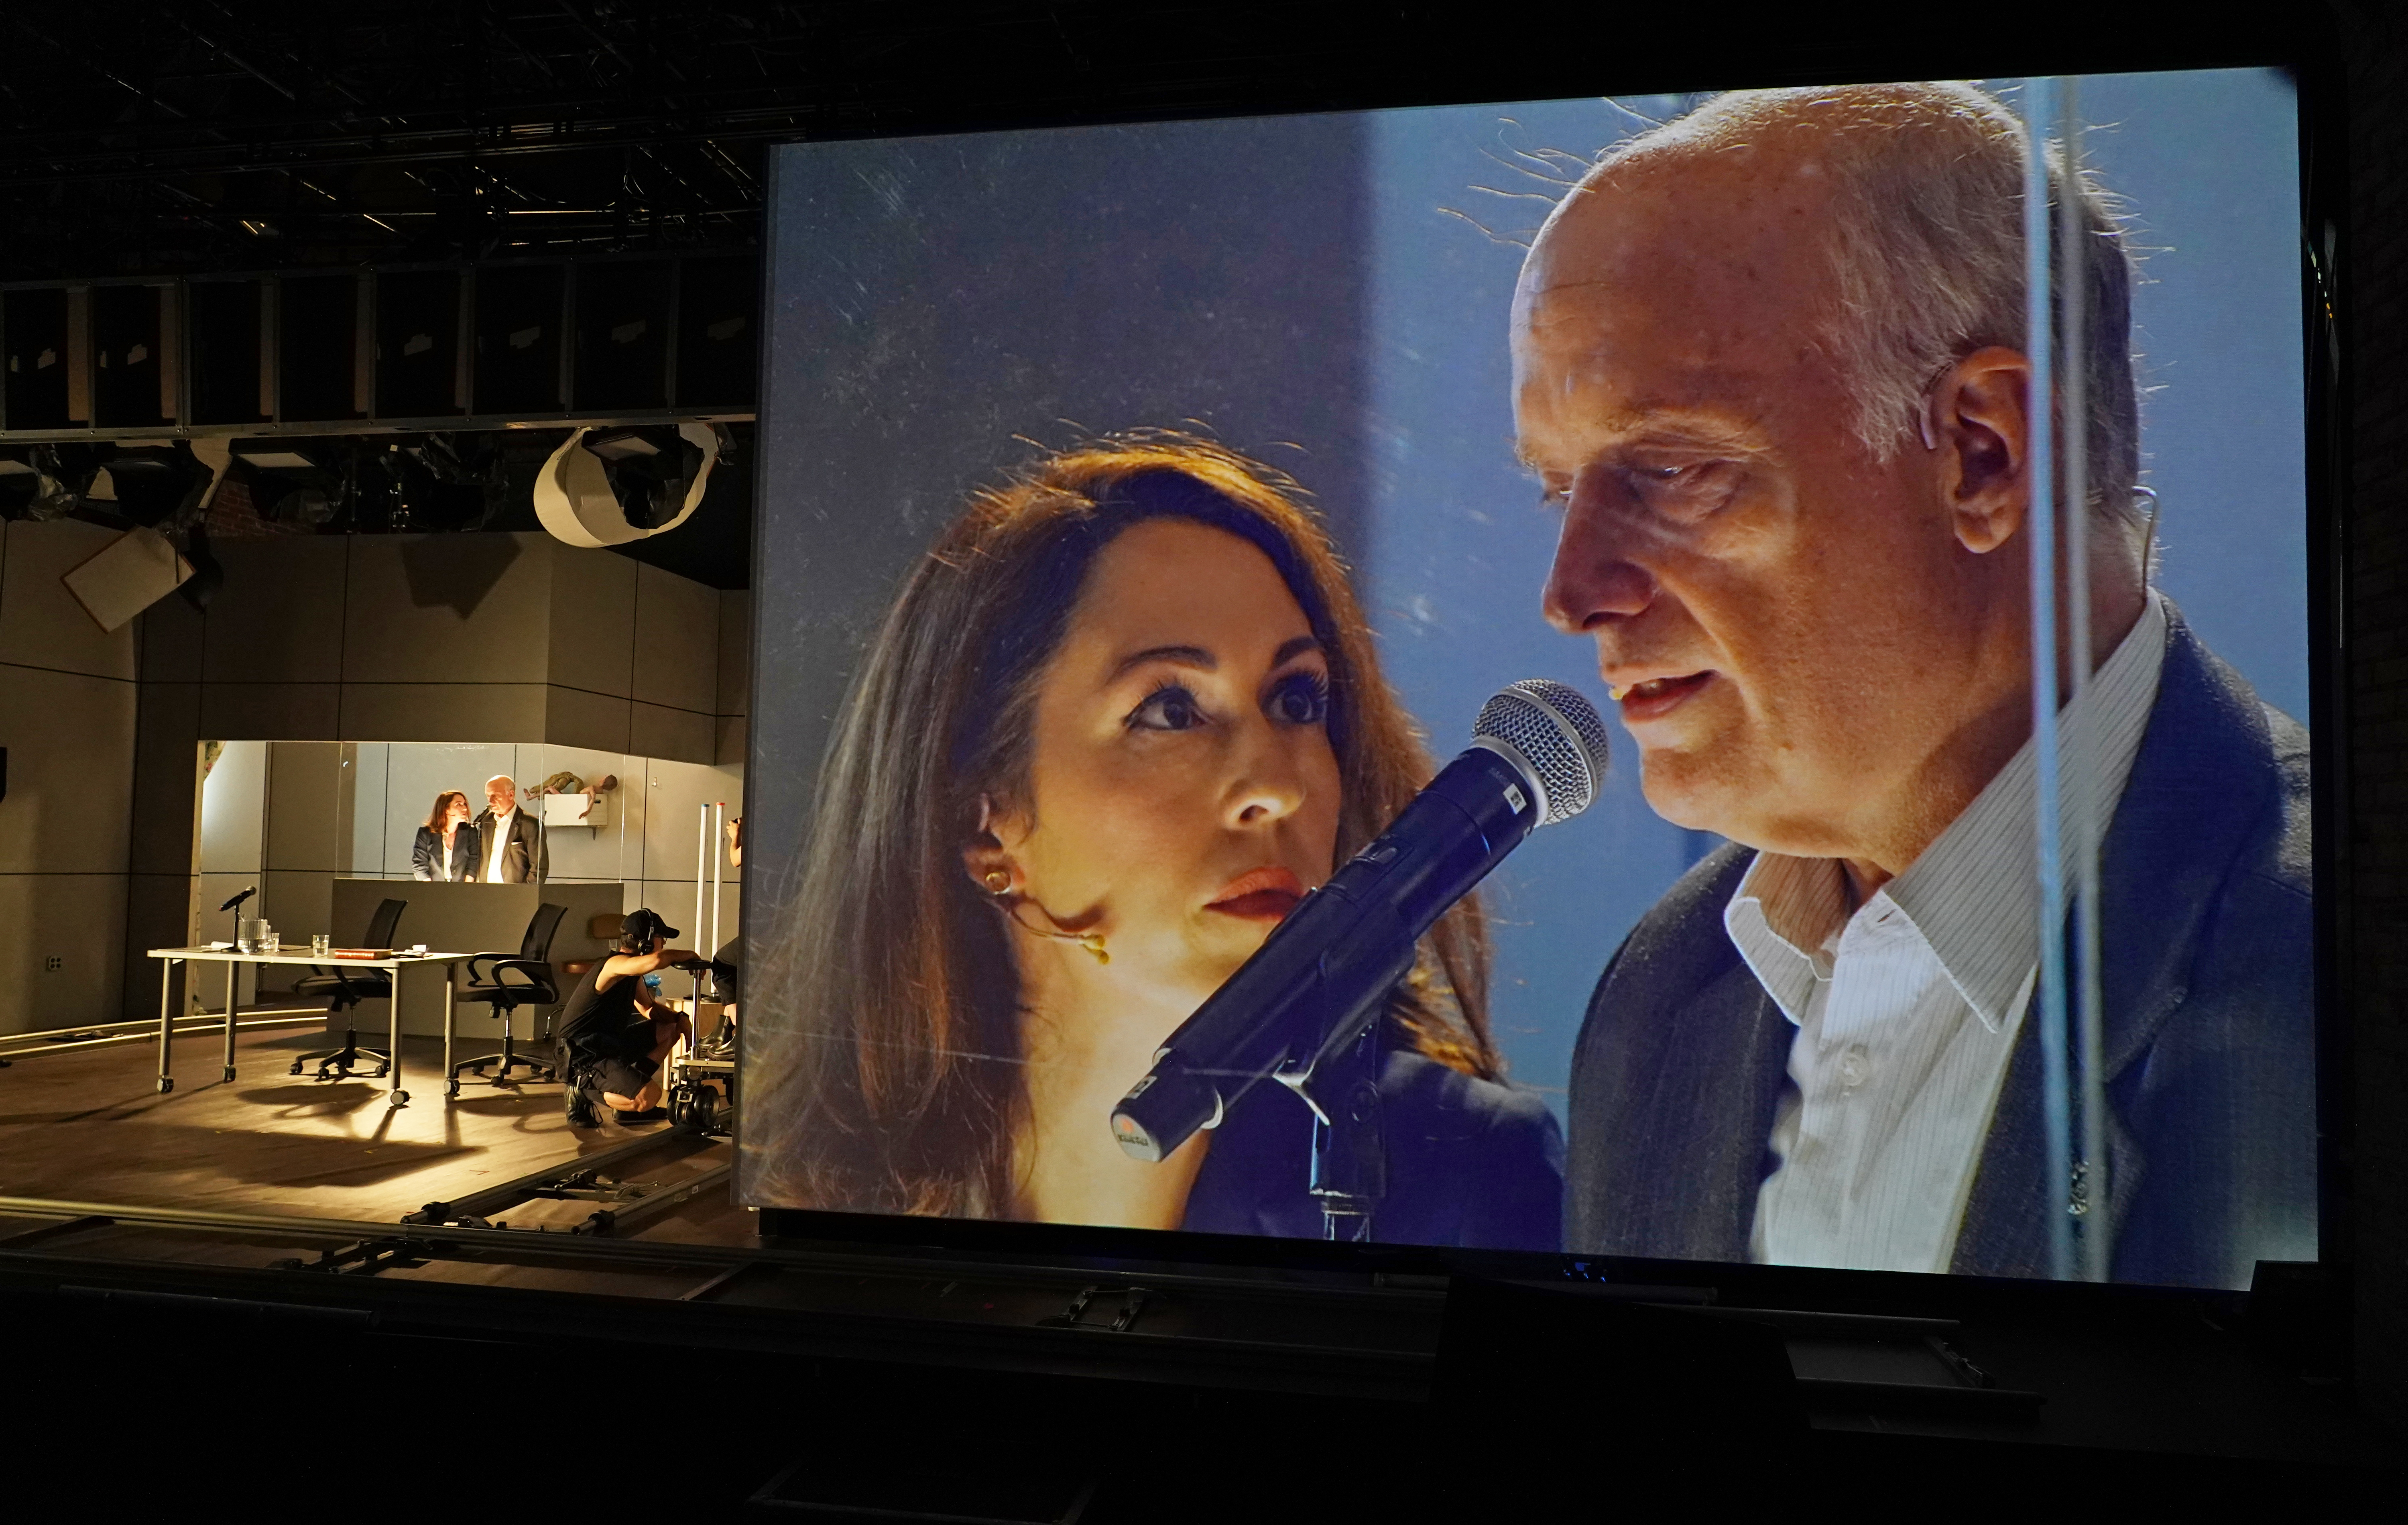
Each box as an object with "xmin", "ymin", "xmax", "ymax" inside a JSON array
[{"xmin": 1473, "ymin": 679, "xmax": 1611, "ymax": 826}]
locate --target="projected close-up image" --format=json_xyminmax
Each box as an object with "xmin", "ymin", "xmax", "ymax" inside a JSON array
[{"xmin": 744, "ymin": 73, "xmax": 2314, "ymax": 1289}]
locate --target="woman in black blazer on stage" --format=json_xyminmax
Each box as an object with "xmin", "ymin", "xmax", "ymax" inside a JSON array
[{"xmin": 413, "ymin": 791, "xmax": 478, "ymax": 882}]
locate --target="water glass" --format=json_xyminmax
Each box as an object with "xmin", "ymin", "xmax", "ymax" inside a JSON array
[
  {"xmin": 261, "ymin": 928, "xmax": 281, "ymax": 955},
  {"xmin": 236, "ymin": 918, "xmax": 266, "ymax": 955},
  {"xmin": 311, "ymin": 933, "xmax": 332, "ymax": 958}
]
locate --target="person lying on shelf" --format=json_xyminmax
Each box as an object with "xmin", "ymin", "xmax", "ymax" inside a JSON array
[{"xmin": 558, "ymin": 907, "xmax": 698, "ymax": 1128}]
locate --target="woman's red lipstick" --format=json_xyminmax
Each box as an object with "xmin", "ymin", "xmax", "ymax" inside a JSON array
[{"xmin": 1206, "ymin": 866, "xmax": 1306, "ymax": 921}]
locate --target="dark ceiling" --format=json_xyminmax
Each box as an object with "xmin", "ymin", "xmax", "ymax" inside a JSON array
[
  {"xmin": 5, "ymin": 2, "xmax": 839, "ymax": 279},
  {"xmin": 0, "ymin": 2, "xmax": 2315, "ymax": 285},
  {"xmin": 0, "ymin": 0, "xmax": 1475, "ymax": 284}
]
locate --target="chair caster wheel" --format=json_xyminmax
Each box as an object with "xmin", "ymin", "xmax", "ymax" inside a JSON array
[
  {"xmin": 288, "ymin": 1062, "xmax": 303, "ymax": 1075},
  {"xmin": 157, "ymin": 1079, "xmax": 174, "ymax": 1093},
  {"xmin": 446, "ymin": 1081, "xmax": 460, "ymax": 1098},
  {"xmin": 390, "ymin": 1091, "xmax": 410, "ymax": 1107},
  {"xmin": 373, "ymin": 1063, "xmax": 390, "ymax": 1078}
]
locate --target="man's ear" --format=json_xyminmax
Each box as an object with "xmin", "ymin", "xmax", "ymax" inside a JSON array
[{"xmin": 1930, "ymin": 346, "xmax": 2030, "ymax": 555}]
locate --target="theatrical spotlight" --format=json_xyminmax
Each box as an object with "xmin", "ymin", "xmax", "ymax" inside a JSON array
[
  {"xmin": 582, "ymin": 426, "xmax": 705, "ymax": 531},
  {"xmin": 395, "ymin": 434, "xmax": 506, "ymax": 533},
  {"xmin": 533, "ymin": 423, "xmax": 721, "ymax": 548},
  {"xmin": 88, "ymin": 444, "xmax": 210, "ymax": 529},
  {"xmin": 1, "ymin": 444, "xmax": 102, "ymax": 522},
  {"xmin": 228, "ymin": 438, "xmax": 348, "ymax": 526}
]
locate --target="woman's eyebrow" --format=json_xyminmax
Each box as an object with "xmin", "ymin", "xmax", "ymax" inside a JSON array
[
  {"xmin": 1108, "ymin": 643, "xmax": 1214, "ymax": 681},
  {"xmin": 1272, "ymin": 635, "xmax": 1323, "ymax": 666}
]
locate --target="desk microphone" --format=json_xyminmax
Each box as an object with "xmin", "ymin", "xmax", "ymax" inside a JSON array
[
  {"xmin": 1110, "ymin": 679, "xmax": 1610, "ymax": 1163},
  {"xmin": 218, "ymin": 886, "xmax": 258, "ymax": 914}
]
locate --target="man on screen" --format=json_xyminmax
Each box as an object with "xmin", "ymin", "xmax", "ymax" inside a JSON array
[{"xmin": 1518, "ymin": 83, "xmax": 2313, "ymax": 1287}]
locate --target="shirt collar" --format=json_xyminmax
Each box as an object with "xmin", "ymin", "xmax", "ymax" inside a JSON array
[{"xmin": 1724, "ymin": 590, "xmax": 2170, "ymax": 1031}]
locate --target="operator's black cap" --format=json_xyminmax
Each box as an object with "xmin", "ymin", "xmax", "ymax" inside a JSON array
[{"xmin": 621, "ymin": 907, "xmax": 680, "ymax": 947}]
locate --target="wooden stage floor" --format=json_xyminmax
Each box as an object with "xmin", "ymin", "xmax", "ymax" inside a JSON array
[{"xmin": 0, "ymin": 1022, "xmax": 751, "ymax": 1281}]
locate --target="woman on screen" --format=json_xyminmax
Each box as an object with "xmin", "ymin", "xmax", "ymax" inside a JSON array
[{"xmin": 749, "ymin": 436, "xmax": 1562, "ymax": 1249}]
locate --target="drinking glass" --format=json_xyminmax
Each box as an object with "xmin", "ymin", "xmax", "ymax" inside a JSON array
[
  {"xmin": 260, "ymin": 928, "xmax": 280, "ymax": 955},
  {"xmin": 311, "ymin": 933, "xmax": 332, "ymax": 958},
  {"xmin": 237, "ymin": 918, "xmax": 266, "ymax": 955}
]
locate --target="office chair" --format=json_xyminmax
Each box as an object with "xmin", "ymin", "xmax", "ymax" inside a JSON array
[
  {"xmin": 291, "ymin": 898, "xmax": 409, "ymax": 1081},
  {"xmin": 447, "ymin": 902, "xmax": 568, "ymax": 1097}
]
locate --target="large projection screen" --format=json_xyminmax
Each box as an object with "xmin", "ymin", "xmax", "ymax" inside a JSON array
[{"xmin": 740, "ymin": 73, "xmax": 2314, "ymax": 1289}]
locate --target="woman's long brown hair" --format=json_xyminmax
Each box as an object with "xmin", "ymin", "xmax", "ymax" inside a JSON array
[
  {"xmin": 423, "ymin": 791, "xmax": 468, "ymax": 837},
  {"xmin": 747, "ymin": 436, "xmax": 1496, "ymax": 1217}
]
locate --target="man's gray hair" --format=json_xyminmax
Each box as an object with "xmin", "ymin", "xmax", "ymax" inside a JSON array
[{"xmin": 1594, "ymin": 83, "xmax": 2143, "ymax": 530}]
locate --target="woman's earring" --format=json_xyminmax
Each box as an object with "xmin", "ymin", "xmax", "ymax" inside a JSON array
[{"xmin": 972, "ymin": 838, "xmax": 1107, "ymax": 965}]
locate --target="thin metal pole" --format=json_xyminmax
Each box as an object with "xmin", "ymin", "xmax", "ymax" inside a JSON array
[
  {"xmin": 693, "ymin": 804, "xmax": 708, "ymax": 1006},
  {"xmin": 1, "ymin": 1016, "xmax": 320, "ymax": 1061},
  {"xmin": 2024, "ymin": 77, "xmax": 2075, "ymax": 1284},
  {"xmin": 0, "ymin": 1006, "xmax": 311, "ymax": 1046},
  {"xmin": 2058, "ymin": 82, "xmax": 2110, "ymax": 1284},
  {"xmin": 710, "ymin": 800, "xmax": 724, "ymax": 957}
]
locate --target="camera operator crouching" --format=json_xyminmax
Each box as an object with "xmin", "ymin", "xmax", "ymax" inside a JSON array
[{"xmin": 559, "ymin": 908, "xmax": 701, "ymax": 1128}]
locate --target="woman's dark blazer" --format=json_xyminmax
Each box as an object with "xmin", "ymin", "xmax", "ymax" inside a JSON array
[
  {"xmin": 1182, "ymin": 1044, "xmax": 1565, "ymax": 1253},
  {"xmin": 411, "ymin": 825, "xmax": 477, "ymax": 882}
]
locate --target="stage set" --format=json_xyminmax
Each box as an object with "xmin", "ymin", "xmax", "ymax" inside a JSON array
[{"xmin": 0, "ymin": 6, "xmax": 2397, "ymax": 1515}]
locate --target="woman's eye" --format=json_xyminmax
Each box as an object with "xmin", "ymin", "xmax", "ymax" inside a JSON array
[
  {"xmin": 1127, "ymin": 684, "xmax": 1207, "ymax": 732},
  {"xmin": 1267, "ymin": 671, "xmax": 1330, "ymax": 727}
]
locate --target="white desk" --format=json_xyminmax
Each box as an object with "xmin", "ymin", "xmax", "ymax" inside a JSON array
[{"xmin": 145, "ymin": 947, "xmax": 474, "ymax": 1108}]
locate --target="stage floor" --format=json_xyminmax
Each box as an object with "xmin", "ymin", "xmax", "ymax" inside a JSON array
[{"xmin": 0, "ymin": 1023, "xmax": 750, "ymax": 1286}]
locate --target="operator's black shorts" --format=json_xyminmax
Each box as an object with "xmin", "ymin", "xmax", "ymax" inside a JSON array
[
  {"xmin": 565, "ymin": 1019, "xmax": 669, "ymax": 1102},
  {"xmin": 578, "ymin": 1052, "xmax": 659, "ymax": 1103}
]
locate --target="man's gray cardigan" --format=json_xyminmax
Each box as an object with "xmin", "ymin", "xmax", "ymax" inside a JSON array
[{"xmin": 1564, "ymin": 607, "xmax": 2316, "ymax": 1288}]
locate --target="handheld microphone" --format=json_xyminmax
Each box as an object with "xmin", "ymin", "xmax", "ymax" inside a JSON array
[
  {"xmin": 219, "ymin": 886, "xmax": 257, "ymax": 914},
  {"xmin": 1110, "ymin": 679, "xmax": 1610, "ymax": 1163}
]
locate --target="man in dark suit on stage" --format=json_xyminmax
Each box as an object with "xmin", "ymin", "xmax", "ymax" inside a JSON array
[
  {"xmin": 1515, "ymin": 83, "xmax": 2313, "ymax": 1288},
  {"xmin": 472, "ymin": 773, "xmax": 547, "ymax": 884}
]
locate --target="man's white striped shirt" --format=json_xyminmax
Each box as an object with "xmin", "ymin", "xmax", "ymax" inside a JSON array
[{"xmin": 1727, "ymin": 592, "xmax": 2169, "ymax": 1273}]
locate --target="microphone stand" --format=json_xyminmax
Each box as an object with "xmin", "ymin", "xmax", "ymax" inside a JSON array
[{"xmin": 1296, "ymin": 1021, "xmax": 1387, "ymax": 1242}]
